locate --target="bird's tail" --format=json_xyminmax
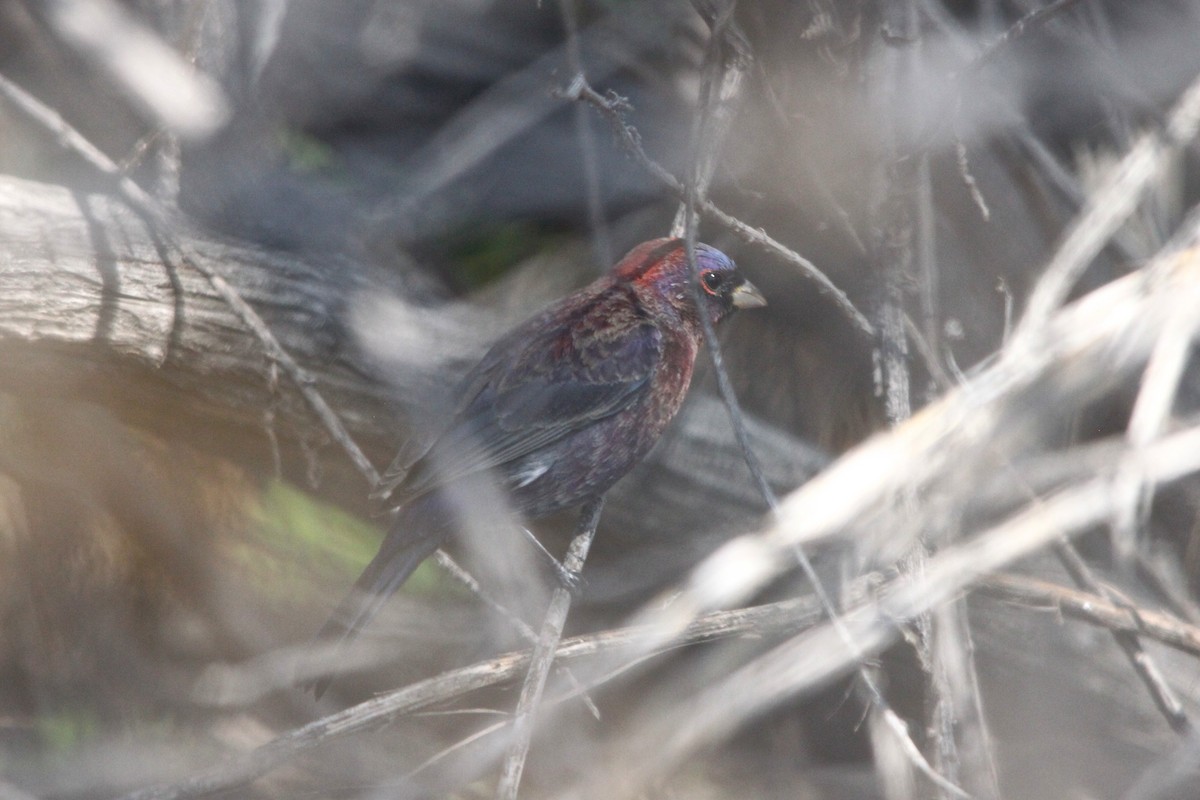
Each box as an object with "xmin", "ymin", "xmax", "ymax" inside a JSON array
[{"xmin": 307, "ymin": 497, "xmax": 446, "ymax": 698}]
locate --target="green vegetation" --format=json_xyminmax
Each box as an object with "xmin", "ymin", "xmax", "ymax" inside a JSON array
[
  {"xmin": 444, "ymin": 222, "xmax": 563, "ymax": 290},
  {"xmin": 248, "ymin": 479, "xmax": 445, "ymax": 597}
]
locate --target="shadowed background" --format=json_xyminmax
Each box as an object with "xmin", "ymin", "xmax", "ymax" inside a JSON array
[{"xmin": 3, "ymin": 1, "xmax": 1200, "ymax": 798}]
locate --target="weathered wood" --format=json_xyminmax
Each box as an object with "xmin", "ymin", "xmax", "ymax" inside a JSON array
[{"xmin": 0, "ymin": 174, "xmax": 423, "ymax": 506}]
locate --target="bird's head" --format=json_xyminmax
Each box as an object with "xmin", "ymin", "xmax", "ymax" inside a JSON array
[{"xmin": 613, "ymin": 238, "xmax": 766, "ymax": 326}]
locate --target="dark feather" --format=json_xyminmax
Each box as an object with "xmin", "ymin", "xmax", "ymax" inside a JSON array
[
  {"xmin": 382, "ymin": 289, "xmax": 663, "ymax": 504},
  {"xmin": 308, "ymin": 494, "xmax": 447, "ymax": 698}
]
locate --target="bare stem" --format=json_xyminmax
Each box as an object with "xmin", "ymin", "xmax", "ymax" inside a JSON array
[
  {"xmin": 495, "ymin": 498, "xmax": 604, "ymax": 800},
  {"xmin": 117, "ymin": 589, "xmax": 824, "ymax": 800}
]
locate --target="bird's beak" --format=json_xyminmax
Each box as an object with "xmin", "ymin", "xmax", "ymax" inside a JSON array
[{"xmin": 731, "ymin": 279, "xmax": 767, "ymax": 309}]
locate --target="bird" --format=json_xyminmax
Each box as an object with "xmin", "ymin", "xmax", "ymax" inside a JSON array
[{"xmin": 310, "ymin": 237, "xmax": 765, "ymax": 696}]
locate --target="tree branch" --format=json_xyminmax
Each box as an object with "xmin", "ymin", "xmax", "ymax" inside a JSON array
[{"xmin": 116, "ymin": 594, "xmax": 827, "ymax": 800}]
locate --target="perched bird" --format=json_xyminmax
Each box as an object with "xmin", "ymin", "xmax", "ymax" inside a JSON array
[{"xmin": 311, "ymin": 237, "xmax": 764, "ymax": 695}]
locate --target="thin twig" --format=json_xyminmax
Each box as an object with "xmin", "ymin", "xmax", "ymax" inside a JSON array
[
  {"xmin": 678, "ymin": 14, "xmax": 963, "ymax": 793},
  {"xmin": 575, "ymin": 67, "xmax": 863, "ymax": 766},
  {"xmin": 670, "ymin": 0, "xmax": 748, "ymax": 236},
  {"xmin": 1011, "ymin": 125, "xmax": 1144, "ymax": 264},
  {"xmin": 406, "ymin": 718, "xmax": 509, "ymax": 785},
  {"xmin": 680, "ymin": 2, "xmax": 776, "ymax": 513},
  {"xmin": 1135, "ymin": 552, "xmax": 1200, "ymax": 625},
  {"xmin": 954, "ymin": 137, "xmax": 991, "ymax": 222},
  {"xmin": 562, "ymin": 78, "xmax": 875, "ymax": 338},
  {"xmin": 495, "ymin": 498, "xmax": 604, "ymax": 800},
  {"xmin": 619, "ymin": 238, "xmax": 1200, "ymax": 671},
  {"xmin": 116, "ymin": 593, "xmax": 826, "ymax": 800},
  {"xmin": 872, "ymin": 5, "xmax": 953, "ymax": 795},
  {"xmin": 1052, "ymin": 541, "xmax": 1191, "ymax": 734},
  {"xmin": 0, "ymin": 72, "xmax": 162, "ymax": 210},
  {"xmin": 885, "ymin": 4, "xmax": 981, "ymax": 792},
  {"xmin": 1014, "ymin": 68, "xmax": 1200, "ymax": 341},
  {"xmin": 404, "ymin": 639, "xmax": 684, "ymax": 787},
  {"xmin": 182, "ymin": 257, "xmax": 381, "ymax": 485},
  {"xmin": 755, "ymin": 60, "xmax": 868, "ymax": 254},
  {"xmin": 434, "ymin": 550, "xmax": 605, "ymax": 718},
  {"xmin": 903, "ymin": 312, "xmax": 954, "ymax": 393},
  {"xmin": 916, "ymin": 234, "xmax": 1198, "ymax": 741},
  {"xmin": 932, "ymin": 600, "xmax": 1002, "ymax": 799},
  {"xmin": 434, "ymin": 551, "xmax": 538, "ymax": 643},
  {"xmin": 557, "ymin": 0, "xmax": 612, "ymax": 270},
  {"xmin": 1112, "ymin": 302, "xmax": 1200, "ymax": 559},
  {"xmin": 967, "ymin": 0, "xmax": 1089, "ymax": 74},
  {"xmin": 567, "ymin": 445, "xmax": 1200, "ymax": 799},
  {"xmin": 872, "ymin": 0, "xmax": 918, "ymax": 428},
  {"xmin": 978, "ymin": 572, "xmax": 1200, "ymax": 657}
]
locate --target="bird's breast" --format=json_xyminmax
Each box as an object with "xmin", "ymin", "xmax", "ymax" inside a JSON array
[{"xmin": 507, "ymin": 328, "xmax": 699, "ymax": 518}]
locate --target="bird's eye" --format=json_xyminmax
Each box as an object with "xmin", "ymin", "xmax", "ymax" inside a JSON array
[{"xmin": 701, "ymin": 271, "xmax": 723, "ymax": 294}]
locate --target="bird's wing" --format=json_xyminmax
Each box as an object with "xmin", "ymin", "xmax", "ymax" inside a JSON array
[
  {"xmin": 371, "ymin": 431, "xmax": 435, "ymax": 503},
  {"xmin": 389, "ymin": 289, "xmax": 663, "ymax": 501}
]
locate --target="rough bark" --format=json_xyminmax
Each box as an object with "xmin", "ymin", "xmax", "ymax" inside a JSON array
[{"xmin": 0, "ymin": 174, "xmax": 436, "ymax": 511}]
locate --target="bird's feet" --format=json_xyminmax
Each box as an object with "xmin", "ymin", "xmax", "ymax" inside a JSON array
[
  {"xmin": 520, "ymin": 526, "xmax": 585, "ymax": 596},
  {"xmin": 556, "ymin": 567, "xmax": 585, "ymax": 597}
]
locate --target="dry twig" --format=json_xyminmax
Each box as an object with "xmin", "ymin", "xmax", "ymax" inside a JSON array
[
  {"xmin": 1052, "ymin": 541, "xmax": 1191, "ymax": 734},
  {"xmin": 978, "ymin": 573, "xmax": 1200, "ymax": 657},
  {"xmin": 968, "ymin": 0, "xmax": 1089, "ymax": 73},
  {"xmin": 1015, "ymin": 69, "xmax": 1200, "ymax": 339},
  {"xmin": 116, "ymin": 595, "xmax": 826, "ymax": 800},
  {"xmin": 563, "ymin": 421, "xmax": 1200, "ymax": 797},
  {"xmin": 563, "ymin": 77, "xmax": 875, "ymax": 338},
  {"xmin": 496, "ymin": 499, "xmax": 604, "ymax": 800},
  {"xmin": 532, "ymin": 227, "xmax": 1200, "ymax": 797}
]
